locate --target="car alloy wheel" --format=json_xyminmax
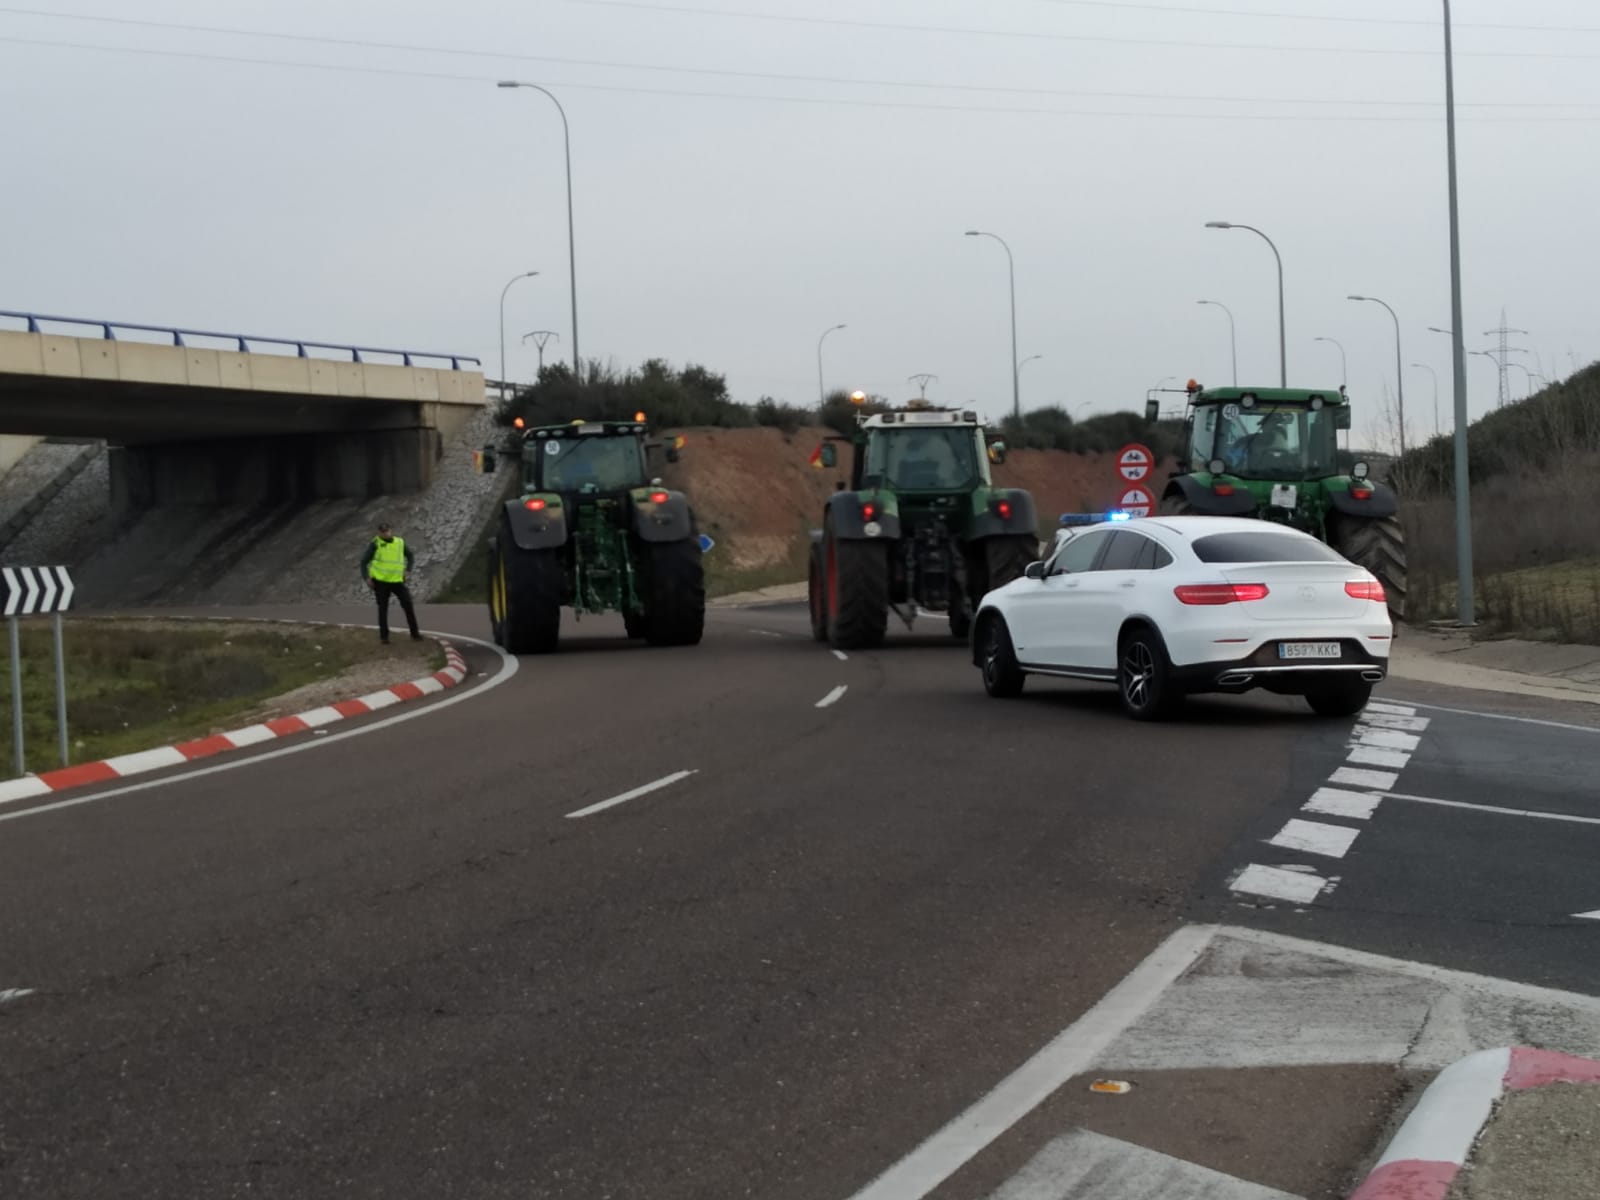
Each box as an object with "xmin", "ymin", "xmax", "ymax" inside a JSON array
[
  {"xmin": 1121, "ymin": 638, "xmax": 1156, "ymax": 712},
  {"xmin": 983, "ymin": 623, "xmax": 1006, "ymax": 690}
]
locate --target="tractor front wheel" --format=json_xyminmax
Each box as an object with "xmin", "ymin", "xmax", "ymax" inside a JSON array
[
  {"xmin": 1329, "ymin": 513, "xmax": 1408, "ymax": 625},
  {"xmin": 1159, "ymin": 493, "xmax": 1197, "ymax": 517},
  {"xmin": 641, "ymin": 538, "xmax": 705, "ymax": 646},
  {"xmin": 493, "ymin": 517, "xmax": 562, "ymax": 655},
  {"xmin": 825, "ymin": 517, "xmax": 888, "ymax": 650}
]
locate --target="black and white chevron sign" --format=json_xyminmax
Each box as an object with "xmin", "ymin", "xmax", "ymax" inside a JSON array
[{"xmin": 0, "ymin": 566, "xmax": 76, "ymax": 617}]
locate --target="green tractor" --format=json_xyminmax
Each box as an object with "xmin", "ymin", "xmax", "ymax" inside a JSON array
[
  {"xmin": 807, "ymin": 401, "xmax": 1040, "ymax": 649},
  {"xmin": 476, "ymin": 417, "xmax": 705, "ymax": 654},
  {"xmin": 1150, "ymin": 382, "xmax": 1407, "ymax": 621}
]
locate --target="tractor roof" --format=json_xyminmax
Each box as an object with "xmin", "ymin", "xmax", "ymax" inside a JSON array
[
  {"xmin": 1192, "ymin": 386, "xmax": 1348, "ymax": 407},
  {"xmin": 514, "ymin": 418, "xmax": 651, "ymax": 439},
  {"xmin": 859, "ymin": 405, "xmax": 986, "ymax": 430}
]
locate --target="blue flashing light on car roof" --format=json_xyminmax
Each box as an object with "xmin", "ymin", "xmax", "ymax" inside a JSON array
[{"xmin": 1058, "ymin": 511, "xmax": 1135, "ymax": 527}]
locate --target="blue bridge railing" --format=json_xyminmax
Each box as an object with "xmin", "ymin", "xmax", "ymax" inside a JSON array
[{"xmin": 0, "ymin": 310, "xmax": 481, "ymax": 371}]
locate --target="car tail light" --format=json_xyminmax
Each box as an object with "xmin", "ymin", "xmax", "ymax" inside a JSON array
[
  {"xmin": 524, "ymin": 498, "xmax": 546, "ymax": 511},
  {"xmin": 1174, "ymin": 583, "xmax": 1269, "ymax": 605},
  {"xmin": 996, "ymin": 500, "xmax": 1013, "ymax": 520},
  {"xmin": 862, "ymin": 502, "xmax": 877, "ymax": 520},
  {"xmin": 648, "ymin": 490, "xmax": 670, "ymax": 504},
  {"xmin": 1345, "ymin": 579, "xmax": 1386, "ymax": 602},
  {"xmin": 1213, "ymin": 483, "xmax": 1235, "ymax": 497}
]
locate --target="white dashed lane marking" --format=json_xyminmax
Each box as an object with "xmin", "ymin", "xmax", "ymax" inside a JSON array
[
  {"xmin": 0, "ymin": 988, "xmax": 35, "ymax": 1005},
  {"xmin": 816, "ymin": 685, "xmax": 848, "ymax": 709},
  {"xmin": 1231, "ymin": 703, "xmax": 1429, "ymax": 905},
  {"xmin": 565, "ymin": 770, "xmax": 698, "ymax": 819}
]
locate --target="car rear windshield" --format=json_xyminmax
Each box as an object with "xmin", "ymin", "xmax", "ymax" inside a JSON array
[{"xmin": 1191, "ymin": 532, "xmax": 1346, "ymax": 564}]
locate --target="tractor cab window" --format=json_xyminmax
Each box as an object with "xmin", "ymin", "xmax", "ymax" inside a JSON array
[
  {"xmin": 534, "ymin": 435, "xmax": 647, "ymax": 493},
  {"xmin": 1188, "ymin": 406, "xmax": 1220, "ymax": 473},
  {"xmin": 862, "ymin": 427, "xmax": 984, "ymax": 491},
  {"xmin": 1210, "ymin": 405, "xmax": 1337, "ymax": 481}
]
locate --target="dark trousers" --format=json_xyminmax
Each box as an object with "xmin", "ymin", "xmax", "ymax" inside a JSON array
[{"xmin": 373, "ymin": 580, "xmax": 419, "ymax": 640}]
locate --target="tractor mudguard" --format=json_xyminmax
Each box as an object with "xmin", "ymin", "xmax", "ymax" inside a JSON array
[
  {"xmin": 825, "ymin": 492, "xmax": 902, "ymax": 541},
  {"xmin": 966, "ymin": 489, "xmax": 1038, "ymax": 542},
  {"xmin": 1166, "ymin": 474, "xmax": 1258, "ymax": 517},
  {"xmin": 502, "ymin": 497, "xmax": 569, "ymax": 550},
  {"xmin": 1325, "ymin": 479, "xmax": 1400, "ymax": 520},
  {"xmin": 631, "ymin": 491, "xmax": 698, "ymax": 543}
]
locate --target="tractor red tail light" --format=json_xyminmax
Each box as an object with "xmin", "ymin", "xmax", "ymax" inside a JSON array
[
  {"xmin": 996, "ymin": 500, "xmax": 1013, "ymax": 520},
  {"xmin": 862, "ymin": 502, "xmax": 877, "ymax": 521},
  {"xmin": 524, "ymin": 498, "xmax": 546, "ymax": 511},
  {"xmin": 1213, "ymin": 483, "xmax": 1235, "ymax": 497},
  {"xmin": 1174, "ymin": 583, "xmax": 1270, "ymax": 605},
  {"xmin": 1351, "ymin": 486, "xmax": 1373, "ymax": 500},
  {"xmin": 1345, "ymin": 579, "xmax": 1387, "ymax": 602},
  {"xmin": 648, "ymin": 490, "xmax": 670, "ymax": 504}
]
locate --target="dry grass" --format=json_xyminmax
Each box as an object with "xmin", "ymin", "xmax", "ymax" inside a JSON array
[
  {"xmin": 0, "ymin": 618, "xmax": 439, "ymax": 776},
  {"xmin": 1403, "ymin": 461, "xmax": 1600, "ymax": 643}
]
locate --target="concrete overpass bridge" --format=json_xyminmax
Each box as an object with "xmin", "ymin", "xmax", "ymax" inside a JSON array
[{"xmin": 0, "ymin": 311, "xmax": 486, "ymax": 504}]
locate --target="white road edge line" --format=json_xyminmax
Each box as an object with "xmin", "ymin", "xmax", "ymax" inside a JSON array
[
  {"xmin": 817, "ymin": 685, "xmax": 848, "ymax": 709},
  {"xmin": 845, "ymin": 924, "xmax": 1219, "ymax": 1200},
  {"xmin": 1383, "ymin": 790, "xmax": 1600, "ymax": 828},
  {"xmin": 0, "ymin": 630, "xmax": 518, "ymax": 825},
  {"xmin": 832, "ymin": 650, "xmax": 849, "ymax": 662},
  {"xmin": 1400, "ymin": 700, "xmax": 1600, "ymax": 734},
  {"xmin": 565, "ymin": 770, "xmax": 698, "ymax": 820}
]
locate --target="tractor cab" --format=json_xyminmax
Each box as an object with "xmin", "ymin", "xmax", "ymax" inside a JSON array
[{"xmin": 1178, "ymin": 384, "xmax": 1352, "ymax": 483}]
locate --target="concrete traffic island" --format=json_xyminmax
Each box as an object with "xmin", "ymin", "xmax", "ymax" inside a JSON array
[{"xmin": 1349, "ymin": 1048, "xmax": 1600, "ymax": 1200}]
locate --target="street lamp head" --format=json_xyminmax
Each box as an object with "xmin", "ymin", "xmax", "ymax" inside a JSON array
[
  {"xmin": 1348, "ymin": 294, "xmax": 1369, "ymax": 302},
  {"xmin": 964, "ymin": 230, "xmax": 981, "ymax": 237},
  {"xmin": 496, "ymin": 80, "xmax": 519, "ymax": 88},
  {"xmin": 1428, "ymin": 326, "xmax": 1452, "ymax": 335},
  {"xmin": 1205, "ymin": 221, "xmax": 1232, "ymax": 229}
]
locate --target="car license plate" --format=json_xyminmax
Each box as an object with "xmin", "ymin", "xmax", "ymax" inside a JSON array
[
  {"xmin": 1279, "ymin": 641, "xmax": 1341, "ymax": 660},
  {"xmin": 1271, "ymin": 484, "xmax": 1299, "ymax": 508}
]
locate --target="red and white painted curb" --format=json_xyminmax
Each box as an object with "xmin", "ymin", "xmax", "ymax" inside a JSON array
[
  {"xmin": 0, "ymin": 639, "xmax": 468, "ymax": 805},
  {"xmin": 1349, "ymin": 1046, "xmax": 1600, "ymax": 1199}
]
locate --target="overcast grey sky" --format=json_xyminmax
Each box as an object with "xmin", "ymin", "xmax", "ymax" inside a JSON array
[{"xmin": 2, "ymin": 1, "xmax": 1595, "ymax": 447}]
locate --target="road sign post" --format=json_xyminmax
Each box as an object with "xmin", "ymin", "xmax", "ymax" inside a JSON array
[{"xmin": 1, "ymin": 566, "xmax": 78, "ymax": 776}]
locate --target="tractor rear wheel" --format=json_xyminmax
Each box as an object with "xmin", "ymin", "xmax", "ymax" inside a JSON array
[
  {"xmin": 641, "ymin": 538, "xmax": 705, "ymax": 646},
  {"xmin": 984, "ymin": 534, "xmax": 1038, "ymax": 592},
  {"xmin": 493, "ymin": 516, "xmax": 562, "ymax": 654},
  {"xmin": 825, "ymin": 517, "xmax": 888, "ymax": 650},
  {"xmin": 1329, "ymin": 513, "xmax": 1408, "ymax": 625},
  {"xmin": 807, "ymin": 540, "xmax": 829, "ymax": 642}
]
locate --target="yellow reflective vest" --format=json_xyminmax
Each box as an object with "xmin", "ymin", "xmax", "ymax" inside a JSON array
[{"xmin": 369, "ymin": 536, "xmax": 407, "ymax": 583}]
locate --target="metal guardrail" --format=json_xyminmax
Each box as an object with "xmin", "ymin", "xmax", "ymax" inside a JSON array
[{"xmin": 0, "ymin": 310, "xmax": 481, "ymax": 371}]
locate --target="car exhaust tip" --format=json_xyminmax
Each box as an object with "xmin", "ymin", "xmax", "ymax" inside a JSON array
[
  {"xmin": 1361, "ymin": 669, "xmax": 1385, "ymax": 683},
  {"xmin": 1217, "ymin": 670, "xmax": 1254, "ymax": 687}
]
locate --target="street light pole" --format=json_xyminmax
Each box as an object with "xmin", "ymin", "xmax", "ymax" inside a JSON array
[
  {"xmin": 1442, "ymin": 0, "xmax": 1474, "ymax": 626},
  {"xmin": 1205, "ymin": 222, "xmax": 1285, "ymax": 386},
  {"xmin": 1197, "ymin": 300, "xmax": 1237, "ymax": 385},
  {"xmin": 1411, "ymin": 362, "xmax": 1440, "ymax": 438},
  {"xmin": 1313, "ymin": 337, "xmax": 1347, "ymax": 388},
  {"xmin": 499, "ymin": 270, "xmax": 539, "ymax": 402},
  {"xmin": 965, "ymin": 230, "xmax": 1020, "ymax": 422},
  {"xmin": 497, "ymin": 81, "xmax": 580, "ymax": 375},
  {"xmin": 817, "ymin": 323, "xmax": 847, "ymax": 407},
  {"xmin": 1349, "ymin": 295, "xmax": 1407, "ymax": 458}
]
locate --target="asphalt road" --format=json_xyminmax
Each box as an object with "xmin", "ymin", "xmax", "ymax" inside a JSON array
[{"xmin": 1, "ymin": 600, "xmax": 1596, "ymax": 1198}]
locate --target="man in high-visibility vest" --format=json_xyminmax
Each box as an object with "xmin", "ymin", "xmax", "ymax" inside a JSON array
[{"xmin": 359, "ymin": 521, "xmax": 422, "ymax": 644}]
